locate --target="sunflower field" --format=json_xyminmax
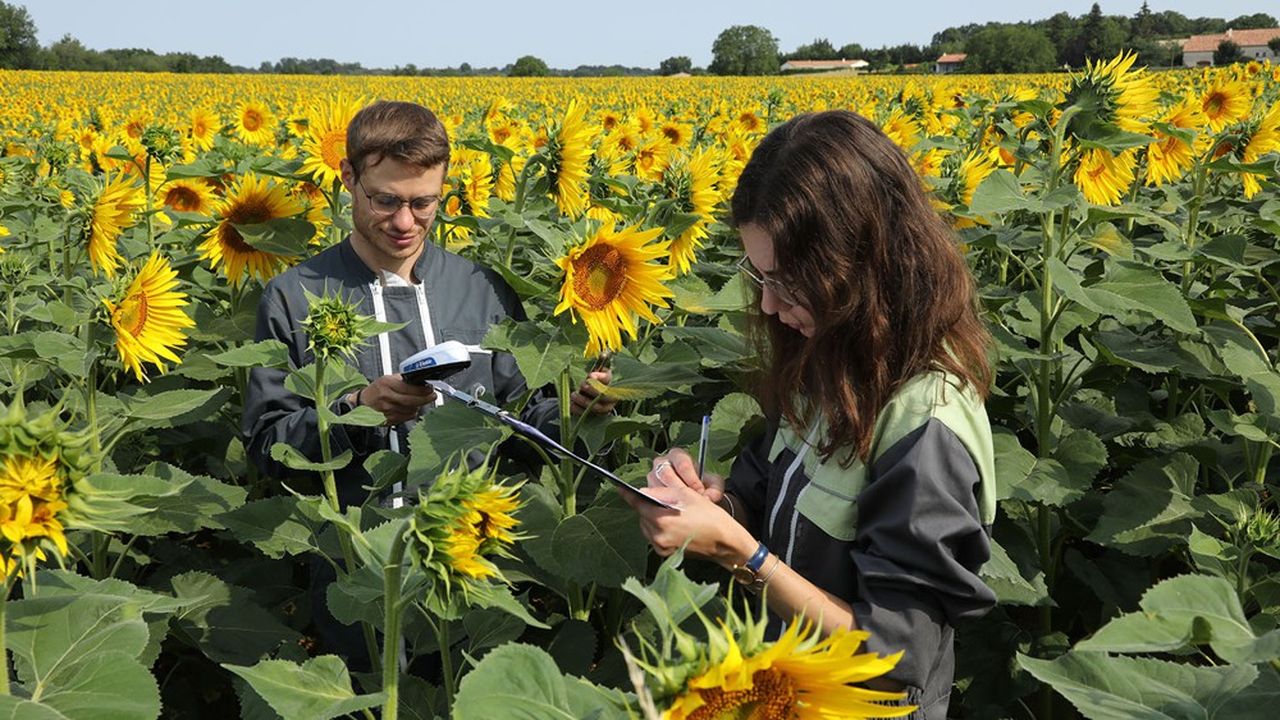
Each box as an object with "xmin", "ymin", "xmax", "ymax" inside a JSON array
[{"xmin": 1, "ymin": 55, "xmax": 1280, "ymax": 719}]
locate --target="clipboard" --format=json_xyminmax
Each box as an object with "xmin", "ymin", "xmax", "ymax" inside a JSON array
[{"xmin": 428, "ymin": 381, "xmax": 678, "ymax": 511}]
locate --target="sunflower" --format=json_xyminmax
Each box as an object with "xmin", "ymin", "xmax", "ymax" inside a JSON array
[
  {"xmin": 958, "ymin": 149, "xmax": 999, "ymax": 206},
  {"xmin": 0, "ymin": 405, "xmax": 93, "ymax": 576},
  {"xmin": 660, "ymin": 619, "xmax": 913, "ymax": 720},
  {"xmin": 158, "ymin": 179, "xmax": 218, "ymax": 217},
  {"xmin": 1239, "ymin": 101, "xmax": 1280, "ymax": 199},
  {"xmin": 300, "ymin": 95, "xmax": 363, "ymax": 188},
  {"xmin": 1146, "ymin": 99, "xmax": 1204, "ymax": 186},
  {"xmin": 659, "ymin": 120, "xmax": 693, "ymax": 148},
  {"xmin": 102, "ymin": 253, "xmax": 195, "ymax": 382},
  {"xmin": 1200, "ymin": 80, "xmax": 1251, "ymax": 133},
  {"xmin": 202, "ymin": 173, "xmax": 302, "ymax": 286},
  {"xmin": 1064, "ymin": 51, "xmax": 1158, "ymax": 138},
  {"xmin": 662, "ymin": 146, "xmax": 720, "ymax": 275},
  {"xmin": 235, "ymin": 101, "xmax": 276, "ymax": 146},
  {"xmin": 880, "ymin": 108, "xmax": 920, "ymax": 150},
  {"xmin": 86, "ymin": 174, "xmax": 145, "ymax": 278},
  {"xmin": 409, "ymin": 464, "xmax": 524, "ymax": 605},
  {"xmin": 554, "ymin": 222, "xmax": 674, "ymax": 355},
  {"xmin": 1074, "ymin": 148, "xmax": 1137, "ymax": 206},
  {"xmin": 546, "ymin": 99, "xmax": 596, "ymax": 218},
  {"xmin": 634, "ymin": 137, "xmax": 674, "ymax": 183},
  {"xmin": 190, "ymin": 107, "xmax": 220, "ymax": 151}
]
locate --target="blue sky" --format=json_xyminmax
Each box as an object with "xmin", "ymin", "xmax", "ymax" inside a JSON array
[{"xmin": 24, "ymin": 0, "xmax": 1277, "ymax": 69}]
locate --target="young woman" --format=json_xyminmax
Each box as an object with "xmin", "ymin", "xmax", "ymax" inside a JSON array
[{"xmin": 625, "ymin": 110, "xmax": 998, "ymax": 719}]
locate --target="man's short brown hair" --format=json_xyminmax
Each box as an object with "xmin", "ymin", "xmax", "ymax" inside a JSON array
[{"xmin": 346, "ymin": 100, "xmax": 450, "ymax": 177}]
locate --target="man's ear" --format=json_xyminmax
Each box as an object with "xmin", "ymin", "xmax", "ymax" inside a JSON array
[{"xmin": 340, "ymin": 159, "xmax": 356, "ymax": 191}]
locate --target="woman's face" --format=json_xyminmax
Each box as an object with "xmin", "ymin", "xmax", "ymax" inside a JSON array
[{"xmin": 739, "ymin": 223, "xmax": 817, "ymax": 338}]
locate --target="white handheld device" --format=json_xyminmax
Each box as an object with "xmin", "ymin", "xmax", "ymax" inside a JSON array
[{"xmin": 399, "ymin": 341, "xmax": 472, "ymax": 384}]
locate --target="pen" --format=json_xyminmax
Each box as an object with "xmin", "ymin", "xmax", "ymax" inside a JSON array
[{"xmin": 696, "ymin": 414, "xmax": 711, "ymax": 478}]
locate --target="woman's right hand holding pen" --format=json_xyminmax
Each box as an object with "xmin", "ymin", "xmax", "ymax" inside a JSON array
[
  {"xmin": 646, "ymin": 448, "xmax": 724, "ymax": 501},
  {"xmin": 620, "ymin": 449, "xmax": 759, "ymax": 569}
]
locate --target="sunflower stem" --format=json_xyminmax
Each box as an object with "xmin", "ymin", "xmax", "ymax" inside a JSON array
[
  {"xmin": 380, "ymin": 527, "xmax": 410, "ymax": 720},
  {"xmin": 329, "ymin": 177, "xmax": 342, "ymax": 247},
  {"xmin": 0, "ymin": 576, "xmax": 11, "ymax": 696},
  {"xmin": 557, "ymin": 366, "xmax": 576, "ymax": 517},
  {"xmin": 143, "ymin": 155, "xmax": 155, "ymax": 248},
  {"xmin": 313, "ymin": 356, "xmax": 384, "ymax": 673},
  {"xmin": 435, "ymin": 617, "xmax": 457, "ymax": 713}
]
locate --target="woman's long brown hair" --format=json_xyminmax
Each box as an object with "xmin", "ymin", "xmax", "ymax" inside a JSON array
[{"xmin": 731, "ymin": 110, "xmax": 992, "ymax": 464}]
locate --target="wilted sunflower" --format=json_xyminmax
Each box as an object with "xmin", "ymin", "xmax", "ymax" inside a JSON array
[
  {"xmin": 554, "ymin": 222, "xmax": 674, "ymax": 355},
  {"xmin": 630, "ymin": 591, "xmax": 913, "ymax": 720},
  {"xmin": 235, "ymin": 100, "xmax": 276, "ymax": 146},
  {"xmin": 86, "ymin": 174, "xmax": 145, "ymax": 278},
  {"xmin": 202, "ymin": 173, "xmax": 302, "ymax": 286},
  {"xmin": 546, "ymin": 99, "xmax": 596, "ymax": 218},
  {"xmin": 409, "ymin": 464, "xmax": 524, "ymax": 605},
  {"xmin": 662, "ymin": 146, "xmax": 720, "ymax": 275},
  {"xmin": 300, "ymin": 95, "xmax": 363, "ymax": 187},
  {"xmin": 103, "ymin": 253, "xmax": 196, "ymax": 382},
  {"xmin": 1074, "ymin": 147, "xmax": 1138, "ymax": 206},
  {"xmin": 1200, "ymin": 79, "xmax": 1252, "ymax": 133}
]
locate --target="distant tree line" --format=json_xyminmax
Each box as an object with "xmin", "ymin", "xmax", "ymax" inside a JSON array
[
  {"xmin": 714, "ymin": 3, "xmax": 1278, "ymax": 75},
  {"xmin": 2, "ymin": 0, "xmax": 1276, "ymax": 77}
]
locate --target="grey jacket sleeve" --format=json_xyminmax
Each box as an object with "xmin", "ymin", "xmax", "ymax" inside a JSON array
[
  {"xmin": 241, "ymin": 287, "xmax": 373, "ymax": 480},
  {"xmin": 849, "ymin": 419, "xmax": 995, "ymax": 691}
]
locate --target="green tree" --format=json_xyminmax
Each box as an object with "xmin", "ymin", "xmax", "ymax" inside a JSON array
[
  {"xmin": 1229, "ymin": 13, "xmax": 1278, "ymax": 30},
  {"xmin": 1132, "ymin": 1, "xmax": 1156, "ymax": 37},
  {"xmin": 1214, "ymin": 39, "xmax": 1243, "ymax": 65},
  {"xmin": 658, "ymin": 55, "xmax": 692, "ymax": 75},
  {"xmin": 788, "ymin": 37, "xmax": 838, "ymax": 61},
  {"xmin": 1076, "ymin": 3, "xmax": 1127, "ymax": 64},
  {"xmin": 838, "ymin": 42, "xmax": 865, "ymax": 59},
  {"xmin": 964, "ymin": 25, "xmax": 1057, "ymax": 73},
  {"xmin": 0, "ymin": 0, "xmax": 39, "ymax": 69},
  {"xmin": 709, "ymin": 25, "xmax": 779, "ymax": 75},
  {"xmin": 508, "ymin": 54, "xmax": 550, "ymax": 77},
  {"xmin": 1269, "ymin": 37, "xmax": 1280, "ymax": 55}
]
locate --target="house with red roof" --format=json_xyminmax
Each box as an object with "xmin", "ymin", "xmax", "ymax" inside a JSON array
[
  {"xmin": 934, "ymin": 53, "xmax": 966, "ymax": 74},
  {"xmin": 1181, "ymin": 27, "xmax": 1280, "ymax": 66}
]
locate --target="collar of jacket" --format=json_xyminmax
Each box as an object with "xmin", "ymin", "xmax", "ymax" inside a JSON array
[{"xmin": 339, "ymin": 234, "xmax": 438, "ymax": 285}]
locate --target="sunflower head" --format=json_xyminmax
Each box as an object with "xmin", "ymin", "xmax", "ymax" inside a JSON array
[
  {"xmin": 0, "ymin": 403, "xmax": 93, "ymax": 575},
  {"xmin": 408, "ymin": 463, "xmax": 525, "ymax": 609},
  {"xmin": 624, "ymin": 584, "xmax": 914, "ymax": 720},
  {"xmin": 86, "ymin": 174, "xmax": 145, "ymax": 278},
  {"xmin": 1062, "ymin": 51, "xmax": 1158, "ymax": 141},
  {"xmin": 554, "ymin": 222, "xmax": 674, "ymax": 355},
  {"xmin": 300, "ymin": 288, "xmax": 387, "ymax": 363},
  {"xmin": 141, "ymin": 125, "xmax": 182, "ymax": 165},
  {"xmin": 102, "ymin": 253, "xmax": 196, "ymax": 382}
]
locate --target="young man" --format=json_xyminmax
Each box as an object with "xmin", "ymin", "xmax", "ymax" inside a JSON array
[{"xmin": 242, "ymin": 100, "xmax": 612, "ymax": 505}]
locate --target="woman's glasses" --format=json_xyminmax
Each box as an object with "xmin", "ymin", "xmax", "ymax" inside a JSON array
[
  {"xmin": 736, "ymin": 256, "xmax": 800, "ymax": 306},
  {"xmin": 356, "ymin": 179, "xmax": 441, "ymax": 220}
]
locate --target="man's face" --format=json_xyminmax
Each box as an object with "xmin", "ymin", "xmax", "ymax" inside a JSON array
[{"xmin": 342, "ymin": 155, "xmax": 446, "ymax": 273}]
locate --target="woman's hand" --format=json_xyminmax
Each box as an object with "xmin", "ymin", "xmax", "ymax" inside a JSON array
[
  {"xmin": 621, "ymin": 481, "xmax": 756, "ymax": 569},
  {"xmin": 647, "ymin": 449, "xmax": 725, "ymax": 502}
]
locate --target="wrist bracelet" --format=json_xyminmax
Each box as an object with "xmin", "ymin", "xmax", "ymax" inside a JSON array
[
  {"xmin": 745, "ymin": 542, "xmax": 769, "ymax": 573},
  {"xmin": 719, "ymin": 495, "xmax": 736, "ymax": 520},
  {"xmin": 354, "ymin": 389, "xmax": 363, "ymax": 407},
  {"xmin": 760, "ymin": 554, "xmax": 783, "ymax": 586}
]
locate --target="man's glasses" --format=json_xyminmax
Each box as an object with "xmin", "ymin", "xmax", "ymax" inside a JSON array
[
  {"xmin": 736, "ymin": 256, "xmax": 801, "ymax": 306},
  {"xmin": 356, "ymin": 178, "xmax": 441, "ymax": 220}
]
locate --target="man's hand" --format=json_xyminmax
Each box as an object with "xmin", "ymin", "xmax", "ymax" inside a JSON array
[
  {"xmin": 570, "ymin": 368, "xmax": 618, "ymax": 416},
  {"xmin": 356, "ymin": 374, "xmax": 437, "ymax": 426}
]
